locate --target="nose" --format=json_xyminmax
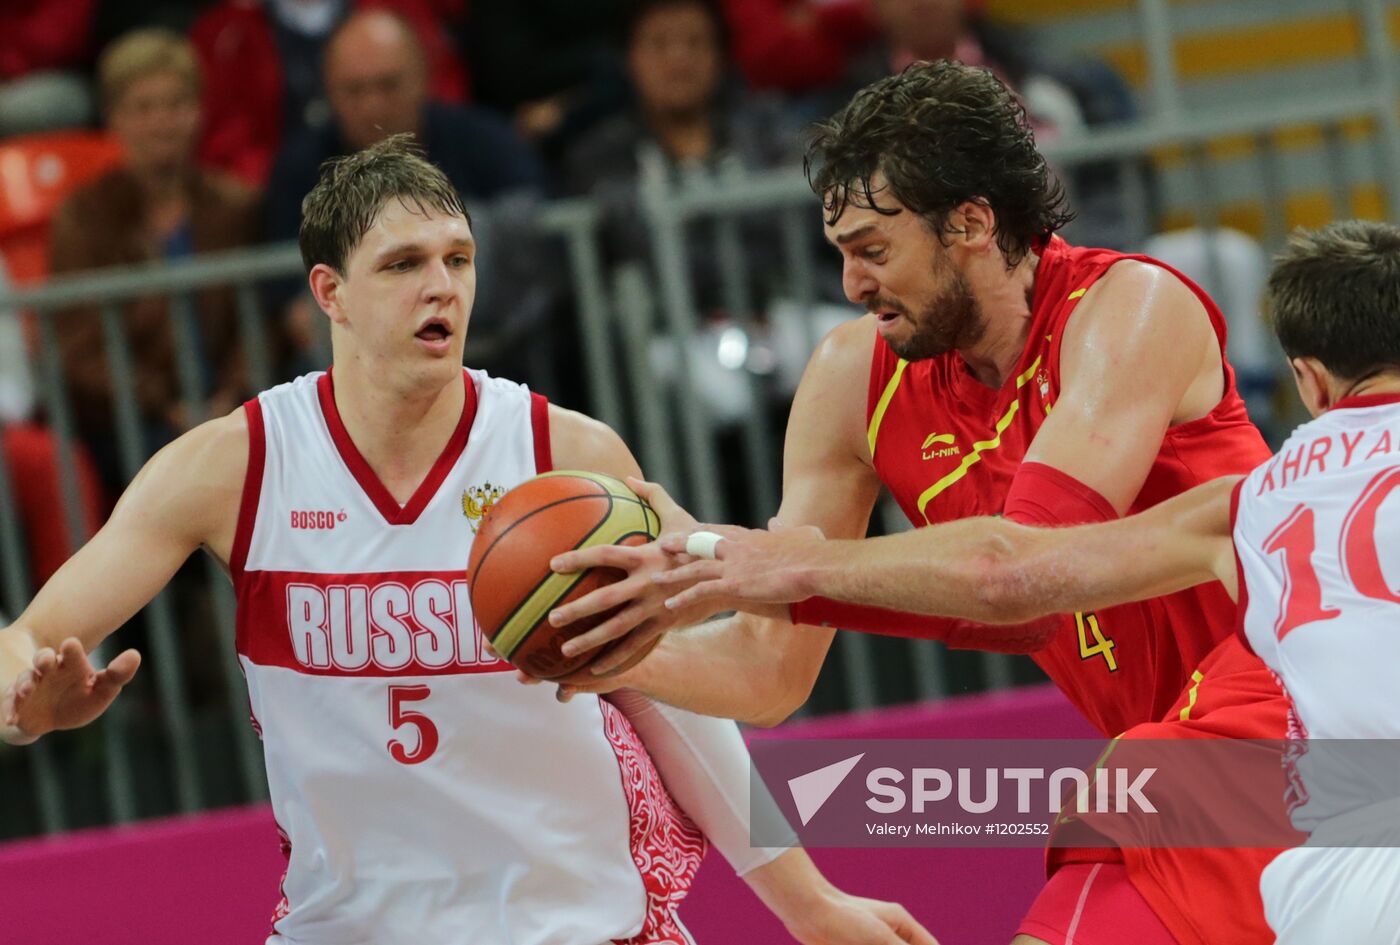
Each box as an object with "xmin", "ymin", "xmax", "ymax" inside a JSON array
[
  {"xmin": 422, "ymin": 259, "xmax": 460, "ymax": 305},
  {"xmin": 842, "ymin": 258, "xmax": 878, "ymax": 305}
]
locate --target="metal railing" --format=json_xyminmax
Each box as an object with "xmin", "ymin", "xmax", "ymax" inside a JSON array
[{"xmin": 3, "ymin": 0, "xmax": 1399, "ymax": 840}]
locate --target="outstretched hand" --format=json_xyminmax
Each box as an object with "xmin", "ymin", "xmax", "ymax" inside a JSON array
[
  {"xmin": 2, "ymin": 638, "xmax": 140, "ymax": 743},
  {"xmin": 654, "ymin": 519, "xmax": 832, "ymax": 614},
  {"xmin": 533, "ymin": 478, "xmax": 714, "ymax": 678}
]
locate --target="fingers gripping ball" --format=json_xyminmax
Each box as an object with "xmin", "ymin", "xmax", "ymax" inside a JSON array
[{"xmin": 467, "ymin": 470, "xmax": 661, "ymax": 679}]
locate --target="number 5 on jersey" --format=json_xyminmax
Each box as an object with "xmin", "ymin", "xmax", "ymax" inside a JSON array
[{"xmin": 388, "ymin": 684, "xmax": 439, "ymax": 764}]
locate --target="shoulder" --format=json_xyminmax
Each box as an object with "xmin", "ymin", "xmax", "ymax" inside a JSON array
[
  {"xmin": 547, "ymin": 404, "xmax": 641, "ymax": 480},
  {"xmin": 801, "ymin": 314, "xmax": 879, "ymax": 390},
  {"xmin": 1072, "ymin": 258, "xmax": 1212, "ymax": 345},
  {"xmin": 120, "ymin": 408, "xmax": 251, "ymax": 544},
  {"xmin": 788, "ymin": 315, "xmax": 880, "ymax": 462}
]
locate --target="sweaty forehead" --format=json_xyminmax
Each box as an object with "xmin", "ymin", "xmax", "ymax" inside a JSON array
[
  {"xmin": 349, "ymin": 200, "xmax": 472, "ymax": 266},
  {"xmin": 367, "ymin": 199, "xmax": 469, "ymax": 239},
  {"xmin": 822, "ymin": 201, "xmax": 910, "ymax": 246},
  {"xmin": 821, "ymin": 175, "xmax": 908, "ymax": 240}
]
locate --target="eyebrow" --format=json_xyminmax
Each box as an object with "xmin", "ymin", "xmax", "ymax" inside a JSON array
[
  {"xmin": 374, "ymin": 237, "xmax": 475, "ymax": 264},
  {"xmin": 830, "ymin": 222, "xmax": 880, "ymax": 246}
]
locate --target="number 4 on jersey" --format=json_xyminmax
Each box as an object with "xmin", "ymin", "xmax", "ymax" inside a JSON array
[{"xmin": 1076, "ymin": 612, "xmax": 1118, "ymax": 671}]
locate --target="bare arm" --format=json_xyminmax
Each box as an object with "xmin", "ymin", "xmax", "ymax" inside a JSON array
[
  {"xmin": 663, "ymin": 475, "xmax": 1239, "ymax": 627},
  {"xmin": 548, "ymin": 401, "xmax": 936, "ymax": 945},
  {"xmin": 0, "ymin": 412, "xmax": 247, "ymax": 742},
  {"xmin": 579, "ymin": 318, "xmax": 884, "ymax": 725},
  {"xmin": 1023, "ymin": 259, "xmax": 1227, "ymax": 511}
]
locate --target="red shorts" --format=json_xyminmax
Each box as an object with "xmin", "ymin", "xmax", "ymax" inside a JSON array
[
  {"xmin": 1044, "ymin": 636, "xmax": 1293, "ymax": 945},
  {"xmin": 1017, "ymin": 863, "xmax": 1176, "ymax": 945}
]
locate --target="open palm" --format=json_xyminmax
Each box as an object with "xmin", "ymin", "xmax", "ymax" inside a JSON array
[{"xmin": 2, "ymin": 638, "xmax": 140, "ymax": 741}]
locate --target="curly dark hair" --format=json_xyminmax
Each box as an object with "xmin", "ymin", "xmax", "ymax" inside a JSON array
[{"xmin": 806, "ymin": 60, "xmax": 1074, "ymax": 266}]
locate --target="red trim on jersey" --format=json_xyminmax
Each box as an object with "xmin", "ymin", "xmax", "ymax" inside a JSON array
[
  {"xmin": 316, "ymin": 369, "xmax": 479, "ymax": 526},
  {"xmin": 230, "ymin": 397, "xmax": 267, "ymax": 583},
  {"xmin": 1229, "ymin": 477, "xmax": 1254, "ymax": 657},
  {"xmin": 1332, "ymin": 392, "xmax": 1400, "ymax": 411},
  {"xmin": 236, "ymin": 568, "xmax": 514, "ymax": 677},
  {"xmin": 531, "ymin": 392, "xmax": 552, "ymax": 473},
  {"xmin": 597, "ymin": 699, "xmax": 706, "ymax": 945},
  {"xmin": 1004, "ymin": 462, "xmax": 1118, "ymax": 526}
]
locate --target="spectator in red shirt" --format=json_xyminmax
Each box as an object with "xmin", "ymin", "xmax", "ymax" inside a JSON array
[
  {"xmin": 720, "ymin": 0, "xmax": 877, "ymax": 94},
  {"xmin": 190, "ymin": 0, "xmax": 468, "ymax": 185},
  {"xmin": 0, "ymin": 0, "xmax": 99, "ymax": 136}
]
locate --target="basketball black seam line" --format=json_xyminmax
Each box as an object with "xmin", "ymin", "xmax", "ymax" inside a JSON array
[
  {"xmin": 492, "ymin": 520, "xmax": 660, "ymax": 660},
  {"xmin": 486, "ymin": 497, "xmax": 623, "ymax": 642},
  {"xmin": 507, "ymin": 528, "xmax": 657, "ymax": 661},
  {"xmin": 467, "ymin": 484, "xmax": 651, "ymax": 586},
  {"xmin": 468, "ymin": 487, "xmax": 613, "ymax": 587}
]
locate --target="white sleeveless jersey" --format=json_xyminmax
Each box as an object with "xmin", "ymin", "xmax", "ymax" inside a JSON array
[
  {"xmin": 231, "ymin": 369, "xmax": 705, "ymax": 945},
  {"xmin": 1233, "ymin": 393, "xmax": 1400, "ymax": 831}
]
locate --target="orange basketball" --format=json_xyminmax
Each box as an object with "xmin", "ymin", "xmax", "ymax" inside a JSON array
[{"xmin": 466, "ymin": 470, "xmax": 661, "ymax": 679}]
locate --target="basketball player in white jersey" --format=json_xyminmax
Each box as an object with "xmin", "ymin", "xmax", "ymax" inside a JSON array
[
  {"xmin": 0, "ymin": 136, "xmax": 936, "ymax": 945},
  {"xmin": 640, "ymin": 220, "xmax": 1400, "ymax": 944}
]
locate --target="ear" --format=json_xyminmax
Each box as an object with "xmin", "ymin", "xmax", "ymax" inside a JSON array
[
  {"xmin": 308, "ymin": 263, "xmax": 348, "ymax": 326},
  {"xmin": 951, "ymin": 199, "xmax": 997, "ymax": 251},
  {"xmin": 1289, "ymin": 356, "xmax": 1332, "ymax": 417}
]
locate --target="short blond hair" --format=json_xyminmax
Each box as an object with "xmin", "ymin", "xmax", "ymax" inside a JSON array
[{"xmin": 98, "ymin": 28, "xmax": 201, "ymax": 110}]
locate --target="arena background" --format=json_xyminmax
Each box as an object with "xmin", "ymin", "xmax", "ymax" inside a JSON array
[{"xmin": 0, "ymin": 0, "xmax": 1395, "ymax": 941}]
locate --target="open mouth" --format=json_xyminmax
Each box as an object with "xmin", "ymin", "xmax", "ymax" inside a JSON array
[{"xmin": 415, "ymin": 319, "xmax": 452, "ymax": 342}]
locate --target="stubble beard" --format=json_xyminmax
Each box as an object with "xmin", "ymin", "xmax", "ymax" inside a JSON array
[{"xmin": 884, "ymin": 266, "xmax": 986, "ymax": 362}]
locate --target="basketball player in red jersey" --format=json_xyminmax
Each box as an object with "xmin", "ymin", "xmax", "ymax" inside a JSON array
[
  {"xmin": 540, "ymin": 61, "xmax": 1291, "ymax": 945},
  {"xmin": 0, "ymin": 137, "xmax": 933, "ymax": 945}
]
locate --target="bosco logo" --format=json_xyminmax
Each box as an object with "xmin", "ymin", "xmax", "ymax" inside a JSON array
[{"xmin": 291, "ymin": 509, "xmax": 346, "ymax": 530}]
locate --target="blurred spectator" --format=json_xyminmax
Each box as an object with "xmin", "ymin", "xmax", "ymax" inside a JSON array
[
  {"xmin": 191, "ymin": 0, "xmax": 468, "ymax": 186},
  {"xmin": 264, "ymin": 9, "xmax": 550, "ymax": 376},
  {"xmin": 720, "ymin": 0, "xmax": 878, "ymax": 94},
  {"xmin": 49, "ymin": 29, "xmax": 260, "ymax": 494},
  {"xmin": 852, "ymin": 0, "xmax": 1141, "ymax": 247},
  {"xmin": 463, "ymin": 0, "xmax": 631, "ymax": 162},
  {"xmin": 566, "ymin": 0, "xmax": 808, "ymax": 314},
  {"xmin": 0, "ymin": 0, "xmax": 98, "ymax": 136}
]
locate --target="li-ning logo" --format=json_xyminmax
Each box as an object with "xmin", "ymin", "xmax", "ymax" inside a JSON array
[
  {"xmin": 291, "ymin": 509, "xmax": 346, "ymax": 530},
  {"xmin": 921, "ymin": 432, "xmax": 961, "ymax": 461},
  {"xmin": 462, "ymin": 482, "xmax": 505, "ymax": 533}
]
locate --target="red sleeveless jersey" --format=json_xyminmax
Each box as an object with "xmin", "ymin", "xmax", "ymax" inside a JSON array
[{"xmin": 866, "ymin": 237, "xmax": 1271, "ymax": 736}]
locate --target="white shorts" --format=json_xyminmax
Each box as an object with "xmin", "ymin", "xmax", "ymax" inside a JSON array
[{"xmin": 1261, "ymin": 799, "xmax": 1400, "ymax": 945}]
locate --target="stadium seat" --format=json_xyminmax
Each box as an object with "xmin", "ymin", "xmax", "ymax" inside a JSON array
[{"xmin": 0, "ymin": 130, "xmax": 124, "ymax": 286}]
